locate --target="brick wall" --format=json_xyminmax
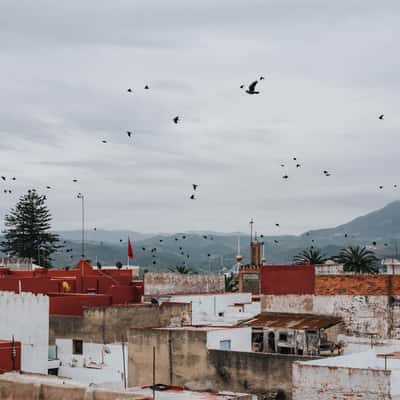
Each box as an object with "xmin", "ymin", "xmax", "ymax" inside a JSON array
[{"xmin": 315, "ymin": 275, "xmax": 400, "ymax": 296}]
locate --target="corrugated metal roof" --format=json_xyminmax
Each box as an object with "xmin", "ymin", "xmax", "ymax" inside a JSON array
[{"xmin": 243, "ymin": 312, "xmax": 342, "ymax": 329}]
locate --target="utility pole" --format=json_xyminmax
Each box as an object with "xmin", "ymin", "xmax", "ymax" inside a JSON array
[{"xmin": 77, "ymin": 193, "xmax": 85, "ymax": 258}]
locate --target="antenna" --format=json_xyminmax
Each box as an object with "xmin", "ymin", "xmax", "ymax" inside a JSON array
[
  {"xmin": 237, "ymin": 233, "xmax": 241, "ymax": 255},
  {"xmin": 249, "ymin": 219, "xmax": 254, "ymax": 243}
]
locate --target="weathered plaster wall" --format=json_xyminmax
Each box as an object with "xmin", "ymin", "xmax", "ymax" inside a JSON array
[
  {"xmin": 144, "ymin": 272, "xmax": 225, "ymax": 296},
  {"xmin": 292, "ymin": 362, "xmax": 392, "ymax": 400},
  {"xmin": 50, "ymin": 302, "xmax": 191, "ymax": 344},
  {"xmin": 128, "ymin": 327, "xmax": 317, "ymax": 399},
  {"xmin": 261, "ymin": 294, "xmax": 400, "ymax": 339},
  {"xmin": 0, "ymin": 375, "xmax": 148, "ymax": 400},
  {"xmin": 0, "ymin": 292, "xmax": 49, "ymax": 374}
]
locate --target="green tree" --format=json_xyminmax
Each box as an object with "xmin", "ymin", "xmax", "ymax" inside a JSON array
[
  {"xmin": 224, "ymin": 273, "xmax": 238, "ymax": 292},
  {"xmin": 334, "ymin": 245, "xmax": 378, "ymax": 274},
  {"xmin": 169, "ymin": 265, "xmax": 192, "ymax": 274},
  {"xmin": 293, "ymin": 248, "xmax": 328, "ymax": 265},
  {"xmin": 1, "ymin": 189, "xmax": 61, "ymax": 268}
]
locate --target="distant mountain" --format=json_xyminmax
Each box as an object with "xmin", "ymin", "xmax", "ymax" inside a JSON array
[
  {"xmin": 55, "ymin": 230, "xmax": 154, "ymax": 244},
  {"xmin": 20, "ymin": 201, "xmax": 400, "ymax": 270}
]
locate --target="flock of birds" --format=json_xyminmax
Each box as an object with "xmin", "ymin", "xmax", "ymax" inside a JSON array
[{"xmin": 1, "ymin": 73, "xmax": 395, "ymax": 268}]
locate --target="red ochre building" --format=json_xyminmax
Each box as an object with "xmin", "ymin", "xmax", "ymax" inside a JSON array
[{"xmin": 0, "ymin": 260, "xmax": 144, "ymax": 316}]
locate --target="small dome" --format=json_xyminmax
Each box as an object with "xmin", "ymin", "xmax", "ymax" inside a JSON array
[
  {"xmin": 261, "ymin": 257, "xmax": 267, "ymax": 264},
  {"xmin": 236, "ymin": 255, "xmax": 243, "ymax": 262}
]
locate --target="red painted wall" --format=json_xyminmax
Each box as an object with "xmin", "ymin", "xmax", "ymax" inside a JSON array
[
  {"xmin": 260, "ymin": 264, "xmax": 315, "ymax": 295},
  {"xmin": 50, "ymin": 294, "xmax": 112, "ymax": 316},
  {"xmin": 0, "ymin": 340, "xmax": 21, "ymax": 373}
]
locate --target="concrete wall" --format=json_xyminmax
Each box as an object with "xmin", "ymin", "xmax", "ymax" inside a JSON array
[
  {"xmin": 128, "ymin": 327, "xmax": 316, "ymax": 399},
  {"xmin": 0, "ymin": 291, "xmax": 49, "ymax": 374},
  {"xmin": 292, "ymin": 362, "xmax": 392, "ymax": 400},
  {"xmin": 0, "ymin": 375, "xmax": 147, "ymax": 400},
  {"xmin": 207, "ymin": 328, "xmax": 252, "ymax": 352},
  {"xmin": 144, "ymin": 272, "xmax": 225, "ymax": 296},
  {"xmin": 261, "ymin": 294, "xmax": 400, "ymax": 339},
  {"xmin": 50, "ymin": 302, "xmax": 192, "ymax": 344},
  {"xmin": 160, "ymin": 293, "xmax": 252, "ymax": 325},
  {"xmin": 56, "ymin": 339, "xmax": 127, "ymax": 388}
]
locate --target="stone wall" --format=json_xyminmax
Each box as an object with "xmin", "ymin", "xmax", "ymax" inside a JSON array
[
  {"xmin": 50, "ymin": 302, "xmax": 191, "ymax": 344},
  {"xmin": 0, "ymin": 375, "xmax": 148, "ymax": 400},
  {"xmin": 128, "ymin": 327, "xmax": 317, "ymax": 399},
  {"xmin": 292, "ymin": 362, "xmax": 392, "ymax": 400},
  {"xmin": 261, "ymin": 294, "xmax": 400, "ymax": 339},
  {"xmin": 144, "ymin": 272, "xmax": 225, "ymax": 296}
]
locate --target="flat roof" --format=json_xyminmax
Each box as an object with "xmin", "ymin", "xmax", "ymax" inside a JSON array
[
  {"xmin": 128, "ymin": 386, "xmax": 248, "ymax": 399},
  {"xmin": 243, "ymin": 312, "xmax": 342, "ymax": 330}
]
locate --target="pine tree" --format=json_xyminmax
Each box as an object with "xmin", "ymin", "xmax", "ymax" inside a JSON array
[{"xmin": 1, "ymin": 189, "xmax": 61, "ymax": 268}]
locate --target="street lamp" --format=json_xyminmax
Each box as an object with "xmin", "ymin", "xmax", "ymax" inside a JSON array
[{"xmin": 77, "ymin": 193, "xmax": 85, "ymax": 258}]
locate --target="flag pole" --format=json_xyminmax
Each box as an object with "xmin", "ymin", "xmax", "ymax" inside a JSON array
[{"xmin": 127, "ymin": 237, "xmax": 130, "ymax": 268}]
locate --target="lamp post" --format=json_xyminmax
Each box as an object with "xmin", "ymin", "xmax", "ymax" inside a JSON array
[{"xmin": 77, "ymin": 193, "xmax": 85, "ymax": 259}]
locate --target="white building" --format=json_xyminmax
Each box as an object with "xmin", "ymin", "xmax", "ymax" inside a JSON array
[
  {"xmin": 55, "ymin": 339, "xmax": 128, "ymax": 389},
  {"xmin": 154, "ymin": 292, "xmax": 260, "ymax": 326},
  {"xmin": 293, "ymin": 347, "xmax": 400, "ymax": 400},
  {"xmin": 0, "ymin": 291, "xmax": 49, "ymax": 374}
]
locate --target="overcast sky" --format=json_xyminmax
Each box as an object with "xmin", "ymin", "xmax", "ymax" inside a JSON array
[{"xmin": 1, "ymin": 0, "xmax": 400, "ymax": 235}]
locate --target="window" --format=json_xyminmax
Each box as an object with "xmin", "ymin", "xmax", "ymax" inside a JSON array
[
  {"xmin": 219, "ymin": 340, "xmax": 231, "ymax": 350},
  {"xmin": 72, "ymin": 340, "xmax": 83, "ymax": 355},
  {"xmin": 279, "ymin": 332, "xmax": 288, "ymax": 342}
]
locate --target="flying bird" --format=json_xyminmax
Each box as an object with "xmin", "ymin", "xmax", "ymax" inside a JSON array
[
  {"xmin": 379, "ymin": 186, "xmax": 383, "ymax": 189},
  {"xmin": 142, "ymin": 247, "xmax": 146, "ymax": 251},
  {"xmin": 372, "ymin": 241, "xmax": 377, "ymax": 246},
  {"xmin": 144, "ymin": 85, "xmax": 150, "ymax": 90},
  {"xmin": 282, "ymin": 174, "xmax": 289, "ymax": 179},
  {"xmin": 126, "ymin": 131, "xmax": 132, "ymax": 137},
  {"xmin": 260, "ymin": 76, "xmax": 265, "ymax": 80},
  {"xmin": 192, "ymin": 184, "xmax": 198, "ymax": 191},
  {"xmin": 239, "ymin": 84, "xmax": 244, "ymax": 89},
  {"xmin": 46, "ymin": 186, "xmax": 51, "ymax": 189},
  {"xmin": 296, "ymin": 164, "xmax": 301, "ymax": 168},
  {"xmin": 275, "ymin": 223, "xmax": 280, "ymax": 227},
  {"xmin": 73, "ymin": 179, "xmax": 78, "ymax": 183},
  {"xmin": 102, "ymin": 140, "xmax": 107, "ymax": 144},
  {"xmin": 274, "ymin": 240, "xmax": 279, "ymax": 244},
  {"xmin": 190, "ymin": 194, "xmax": 195, "ymax": 200},
  {"xmin": 173, "ymin": 116, "xmax": 180, "ymax": 124},
  {"xmin": 379, "ymin": 114, "xmax": 384, "ymax": 120},
  {"xmin": 280, "ymin": 164, "xmax": 285, "ymax": 167},
  {"xmin": 1, "ymin": 176, "xmax": 5, "ymax": 181},
  {"xmin": 127, "ymin": 88, "xmax": 133, "ymax": 93},
  {"xmin": 11, "ymin": 177, "xmax": 16, "ymax": 181},
  {"xmin": 246, "ymin": 80, "xmax": 260, "ymax": 95}
]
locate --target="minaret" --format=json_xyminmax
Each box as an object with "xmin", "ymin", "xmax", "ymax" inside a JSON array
[
  {"xmin": 261, "ymin": 241, "xmax": 267, "ymax": 265},
  {"xmin": 235, "ymin": 233, "xmax": 243, "ymax": 272}
]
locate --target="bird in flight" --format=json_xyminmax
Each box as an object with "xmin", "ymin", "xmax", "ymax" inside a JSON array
[
  {"xmin": 260, "ymin": 76, "xmax": 265, "ymax": 80},
  {"xmin": 246, "ymin": 80, "xmax": 260, "ymax": 95},
  {"xmin": 46, "ymin": 186, "xmax": 51, "ymax": 189},
  {"xmin": 11, "ymin": 177, "xmax": 16, "ymax": 181},
  {"xmin": 173, "ymin": 116, "xmax": 180, "ymax": 124},
  {"xmin": 144, "ymin": 85, "xmax": 149, "ymax": 90},
  {"xmin": 127, "ymin": 88, "xmax": 133, "ymax": 93},
  {"xmin": 296, "ymin": 164, "xmax": 301, "ymax": 168},
  {"xmin": 274, "ymin": 240, "xmax": 279, "ymax": 244},
  {"xmin": 275, "ymin": 223, "xmax": 280, "ymax": 227},
  {"xmin": 379, "ymin": 186, "xmax": 383, "ymax": 189},
  {"xmin": 73, "ymin": 179, "xmax": 78, "ymax": 183},
  {"xmin": 102, "ymin": 140, "xmax": 107, "ymax": 144},
  {"xmin": 282, "ymin": 174, "xmax": 289, "ymax": 179},
  {"xmin": 193, "ymin": 184, "xmax": 198, "ymax": 191},
  {"xmin": 239, "ymin": 84, "xmax": 244, "ymax": 89},
  {"xmin": 379, "ymin": 114, "xmax": 384, "ymax": 120},
  {"xmin": 190, "ymin": 194, "xmax": 195, "ymax": 200},
  {"xmin": 280, "ymin": 164, "xmax": 285, "ymax": 167},
  {"xmin": 126, "ymin": 131, "xmax": 132, "ymax": 138},
  {"xmin": 372, "ymin": 241, "xmax": 377, "ymax": 246},
  {"xmin": 1, "ymin": 176, "xmax": 5, "ymax": 181}
]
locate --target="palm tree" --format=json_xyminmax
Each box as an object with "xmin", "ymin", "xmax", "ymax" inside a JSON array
[
  {"xmin": 293, "ymin": 248, "xmax": 328, "ymax": 265},
  {"xmin": 334, "ymin": 246, "xmax": 378, "ymax": 274},
  {"xmin": 169, "ymin": 265, "xmax": 192, "ymax": 274},
  {"xmin": 225, "ymin": 274, "xmax": 238, "ymax": 292}
]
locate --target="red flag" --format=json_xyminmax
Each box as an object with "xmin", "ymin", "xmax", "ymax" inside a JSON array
[{"xmin": 128, "ymin": 238, "xmax": 134, "ymax": 259}]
